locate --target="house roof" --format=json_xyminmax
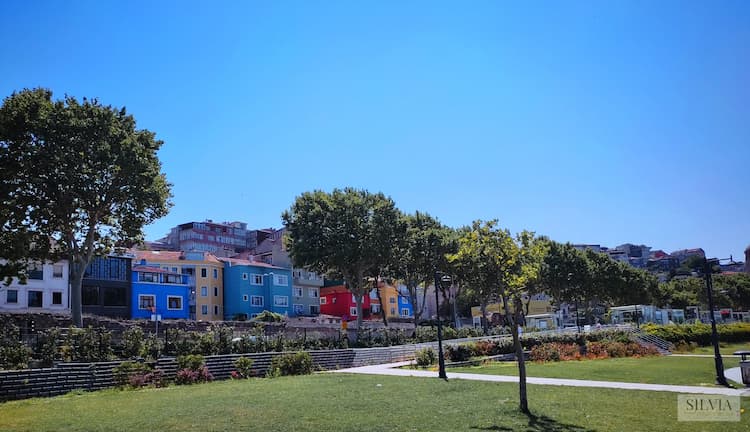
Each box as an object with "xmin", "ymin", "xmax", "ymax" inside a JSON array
[
  {"xmin": 321, "ymin": 285, "xmax": 349, "ymax": 295},
  {"xmin": 131, "ymin": 250, "xmax": 222, "ymax": 264},
  {"xmin": 216, "ymin": 256, "xmax": 286, "ymax": 270}
]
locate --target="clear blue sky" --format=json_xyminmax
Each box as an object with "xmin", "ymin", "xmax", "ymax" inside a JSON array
[{"xmin": 2, "ymin": 1, "xmax": 749, "ymax": 259}]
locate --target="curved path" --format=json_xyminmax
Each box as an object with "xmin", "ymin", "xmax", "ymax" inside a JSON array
[{"xmin": 331, "ymin": 361, "xmax": 750, "ymax": 397}]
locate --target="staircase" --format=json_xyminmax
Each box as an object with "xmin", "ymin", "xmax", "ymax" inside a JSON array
[{"xmin": 626, "ymin": 327, "xmax": 673, "ymax": 355}]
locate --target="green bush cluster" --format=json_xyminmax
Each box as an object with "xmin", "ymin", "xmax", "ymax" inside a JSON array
[
  {"xmin": 59, "ymin": 326, "xmax": 113, "ymax": 362},
  {"xmin": 267, "ymin": 352, "xmax": 313, "ymax": 377},
  {"xmin": 530, "ymin": 341, "xmax": 659, "ymax": 362},
  {"xmin": 642, "ymin": 322, "xmax": 750, "ymax": 346},
  {"xmin": 112, "ymin": 361, "xmax": 165, "ymax": 388},
  {"xmin": 253, "ymin": 311, "xmax": 284, "ymax": 322},
  {"xmin": 414, "ymin": 348, "xmax": 436, "ymax": 367},
  {"xmin": 165, "ymin": 325, "xmax": 234, "ymax": 356},
  {"xmin": 0, "ymin": 323, "xmax": 32, "ymax": 370},
  {"xmin": 233, "ymin": 357, "xmax": 254, "ymax": 378},
  {"xmin": 175, "ymin": 354, "xmax": 213, "ymax": 385}
]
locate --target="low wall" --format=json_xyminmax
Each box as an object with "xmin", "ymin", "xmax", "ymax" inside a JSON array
[{"xmin": 0, "ymin": 333, "xmax": 513, "ymax": 402}]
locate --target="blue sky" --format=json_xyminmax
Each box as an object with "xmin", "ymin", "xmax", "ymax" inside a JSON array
[{"xmin": 2, "ymin": 1, "xmax": 749, "ymax": 259}]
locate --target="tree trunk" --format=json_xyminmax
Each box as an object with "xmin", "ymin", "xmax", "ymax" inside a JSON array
[
  {"xmin": 480, "ymin": 301, "xmax": 488, "ymax": 335},
  {"xmin": 453, "ymin": 282, "xmax": 462, "ymax": 328},
  {"xmin": 504, "ymin": 295, "xmax": 529, "ymax": 414},
  {"xmin": 69, "ymin": 258, "xmax": 84, "ymax": 327},
  {"xmin": 374, "ymin": 277, "xmax": 388, "ymax": 327}
]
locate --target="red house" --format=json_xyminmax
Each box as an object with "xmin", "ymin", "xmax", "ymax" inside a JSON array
[{"xmin": 320, "ymin": 284, "xmax": 371, "ymax": 320}]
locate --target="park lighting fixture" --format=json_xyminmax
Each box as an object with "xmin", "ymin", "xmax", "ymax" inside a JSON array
[
  {"xmin": 702, "ymin": 257, "xmax": 731, "ymax": 387},
  {"xmin": 433, "ymin": 271, "xmax": 452, "ymax": 380}
]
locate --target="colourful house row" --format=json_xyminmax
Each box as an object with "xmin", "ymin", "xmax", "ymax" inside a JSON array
[{"xmin": 320, "ymin": 281, "xmax": 413, "ymax": 321}]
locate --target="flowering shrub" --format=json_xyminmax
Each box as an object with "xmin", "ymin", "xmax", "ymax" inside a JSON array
[
  {"xmin": 529, "ymin": 343, "xmax": 580, "ymax": 362},
  {"xmin": 175, "ymin": 366, "xmax": 213, "ymax": 385}
]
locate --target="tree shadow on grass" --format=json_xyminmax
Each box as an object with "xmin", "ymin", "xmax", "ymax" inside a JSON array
[{"xmin": 472, "ymin": 413, "xmax": 596, "ymax": 432}]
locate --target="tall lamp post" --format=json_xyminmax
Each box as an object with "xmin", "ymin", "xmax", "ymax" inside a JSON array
[
  {"xmin": 702, "ymin": 258, "xmax": 730, "ymax": 387},
  {"xmin": 434, "ymin": 271, "xmax": 451, "ymax": 380}
]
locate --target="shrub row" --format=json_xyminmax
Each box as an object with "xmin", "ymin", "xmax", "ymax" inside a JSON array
[
  {"xmin": 529, "ymin": 341, "xmax": 659, "ymax": 362},
  {"xmin": 642, "ymin": 322, "xmax": 750, "ymax": 346}
]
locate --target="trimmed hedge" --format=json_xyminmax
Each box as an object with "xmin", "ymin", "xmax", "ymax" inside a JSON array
[{"xmin": 642, "ymin": 323, "xmax": 750, "ymax": 346}]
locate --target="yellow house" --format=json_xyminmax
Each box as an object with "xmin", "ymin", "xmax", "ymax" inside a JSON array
[
  {"xmin": 369, "ymin": 282, "xmax": 412, "ymax": 320},
  {"xmin": 132, "ymin": 250, "xmax": 224, "ymax": 321}
]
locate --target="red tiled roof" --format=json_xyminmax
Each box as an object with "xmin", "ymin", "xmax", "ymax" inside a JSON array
[{"xmin": 321, "ymin": 285, "xmax": 349, "ymax": 295}]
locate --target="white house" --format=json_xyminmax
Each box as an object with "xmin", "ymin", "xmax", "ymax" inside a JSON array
[{"xmin": 1, "ymin": 261, "xmax": 70, "ymax": 314}]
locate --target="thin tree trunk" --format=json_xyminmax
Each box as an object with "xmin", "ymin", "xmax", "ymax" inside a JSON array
[
  {"xmin": 374, "ymin": 276, "xmax": 388, "ymax": 327},
  {"xmin": 505, "ymin": 295, "xmax": 529, "ymax": 414},
  {"xmin": 480, "ymin": 300, "xmax": 488, "ymax": 335},
  {"xmin": 69, "ymin": 258, "xmax": 83, "ymax": 327}
]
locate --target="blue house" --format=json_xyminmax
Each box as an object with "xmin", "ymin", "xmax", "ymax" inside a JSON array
[
  {"xmin": 131, "ymin": 265, "xmax": 190, "ymax": 320},
  {"xmin": 398, "ymin": 285, "xmax": 414, "ymax": 318},
  {"xmin": 219, "ymin": 257, "xmax": 294, "ymax": 320}
]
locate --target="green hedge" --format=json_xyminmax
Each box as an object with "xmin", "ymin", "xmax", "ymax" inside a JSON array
[{"xmin": 642, "ymin": 323, "xmax": 750, "ymax": 346}]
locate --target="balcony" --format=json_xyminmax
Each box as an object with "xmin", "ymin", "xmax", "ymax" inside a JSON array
[{"xmin": 293, "ymin": 271, "xmax": 324, "ymax": 287}]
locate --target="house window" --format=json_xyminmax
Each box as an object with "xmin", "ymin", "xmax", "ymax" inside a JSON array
[
  {"xmin": 274, "ymin": 275, "xmax": 288, "ymax": 286},
  {"xmin": 82, "ymin": 286, "xmax": 99, "ymax": 305},
  {"xmin": 165, "ymin": 274, "xmax": 182, "ymax": 284},
  {"xmin": 350, "ymin": 307, "xmax": 358, "ymax": 316},
  {"xmin": 319, "ymin": 297, "xmax": 327, "ymax": 305},
  {"xmin": 242, "ymin": 295, "xmax": 249, "ymax": 302},
  {"xmin": 52, "ymin": 292, "xmax": 62, "ymax": 305},
  {"xmin": 332, "ymin": 297, "xmax": 337, "ymax": 304},
  {"xmin": 370, "ymin": 290, "xmax": 378, "ymax": 300},
  {"xmin": 201, "ymin": 268, "xmax": 207, "ymax": 278},
  {"xmin": 309, "ymin": 305, "xmax": 319, "ymax": 314},
  {"xmin": 168, "ymin": 296, "xmax": 183, "ymax": 310},
  {"xmin": 214, "ymin": 305, "xmax": 219, "ymax": 315},
  {"xmin": 214, "ymin": 287, "xmax": 218, "ymax": 297},
  {"xmin": 53, "ymin": 264, "xmax": 64, "ymax": 278},
  {"xmin": 352, "ymin": 294, "xmax": 357, "ymax": 303},
  {"xmin": 140, "ymin": 272, "xmax": 157, "ymax": 283},
  {"xmin": 27, "ymin": 291, "xmax": 43, "ymax": 307},
  {"xmin": 100, "ymin": 286, "xmax": 124, "ymax": 305},
  {"xmin": 201, "ymin": 286, "xmax": 208, "ymax": 297},
  {"xmin": 242, "ymin": 273, "xmax": 248, "ymax": 280},
  {"xmin": 6, "ymin": 289, "xmax": 18, "ymax": 304},
  {"xmin": 172, "ymin": 267, "xmax": 178, "ymax": 273},
  {"xmin": 274, "ymin": 296, "xmax": 288, "ymax": 307},
  {"xmin": 139, "ymin": 295, "xmax": 155, "ymax": 310},
  {"xmin": 252, "ymin": 275, "xmax": 263, "ymax": 285},
  {"xmin": 28, "ymin": 263, "xmax": 43, "ymax": 280},
  {"xmin": 390, "ymin": 307, "xmax": 396, "ymax": 315},
  {"xmin": 371, "ymin": 304, "xmax": 380, "ymax": 313},
  {"xmin": 201, "ymin": 305, "xmax": 208, "ymax": 315},
  {"xmin": 251, "ymin": 296, "xmax": 264, "ymax": 306},
  {"xmin": 401, "ymin": 308, "xmax": 410, "ymax": 317},
  {"xmin": 293, "ymin": 304, "xmax": 304, "ymax": 315},
  {"xmin": 293, "ymin": 287, "xmax": 303, "ymax": 297},
  {"xmin": 213, "ymin": 268, "xmax": 218, "ymax": 279},
  {"xmin": 389, "ymin": 297, "xmax": 396, "ymax": 304},
  {"xmin": 309, "ymin": 288, "xmax": 319, "ymax": 298}
]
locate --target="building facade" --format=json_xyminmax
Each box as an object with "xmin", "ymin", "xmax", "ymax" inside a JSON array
[
  {"xmin": 82, "ymin": 255, "xmax": 133, "ymax": 318},
  {"xmin": 320, "ymin": 283, "xmax": 372, "ymax": 320},
  {"xmin": 220, "ymin": 257, "xmax": 293, "ymax": 320},
  {"xmin": 131, "ymin": 265, "xmax": 191, "ymax": 320},
  {"xmin": 163, "ymin": 220, "xmax": 250, "ymax": 256},
  {"xmin": 0, "ymin": 260, "xmax": 69, "ymax": 314},
  {"xmin": 132, "ymin": 250, "xmax": 224, "ymax": 321}
]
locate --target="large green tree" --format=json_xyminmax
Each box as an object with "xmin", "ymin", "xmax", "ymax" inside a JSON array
[
  {"xmin": 448, "ymin": 220, "xmax": 546, "ymax": 414},
  {"xmin": 389, "ymin": 211, "xmax": 454, "ymax": 324},
  {"xmin": 282, "ymin": 188, "xmax": 400, "ymax": 337},
  {"xmin": 0, "ymin": 88, "xmax": 172, "ymax": 326},
  {"xmin": 539, "ymin": 242, "xmax": 590, "ymax": 329}
]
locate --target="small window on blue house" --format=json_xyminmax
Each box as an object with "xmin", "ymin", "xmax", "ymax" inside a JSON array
[
  {"xmin": 401, "ymin": 308, "xmax": 410, "ymax": 317},
  {"xmin": 139, "ymin": 295, "xmax": 155, "ymax": 310},
  {"xmin": 251, "ymin": 296, "xmax": 263, "ymax": 306},
  {"xmin": 168, "ymin": 296, "xmax": 182, "ymax": 310}
]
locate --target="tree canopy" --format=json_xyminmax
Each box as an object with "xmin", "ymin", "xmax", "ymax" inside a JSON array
[
  {"xmin": 282, "ymin": 188, "xmax": 400, "ymax": 335},
  {"xmin": 0, "ymin": 88, "xmax": 172, "ymax": 325}
]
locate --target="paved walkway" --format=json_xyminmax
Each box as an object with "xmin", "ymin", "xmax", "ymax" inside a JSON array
[{"xmin": 331, "ymin": 361, "xmax": 750, "ymax": 397}]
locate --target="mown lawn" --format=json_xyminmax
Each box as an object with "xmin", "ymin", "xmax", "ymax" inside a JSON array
[
  {"xmin": 450, "ymin": 356, "xmax": 744, "ymax": 386},
  {"xmin": 676, "ymin": 342, "xmax": 750, "ymax": 356},
  {"xmin": 0, "ymin": 373, "xmax": 747, "ymax": 432}
]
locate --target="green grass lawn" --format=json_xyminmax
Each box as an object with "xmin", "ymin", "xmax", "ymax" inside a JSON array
[
  {"xmin": 450, "ymin": 356, "xmax": 744, "ymax": 387},
  {"xmin": 0, "ymin": 373, "xmax": 747, "ymax": 432},
  {"xmin": 676, "ymin": 342, "xmax": 750, "ymax": 356}
]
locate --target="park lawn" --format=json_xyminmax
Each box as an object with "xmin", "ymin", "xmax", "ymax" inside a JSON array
[
  {"xmin": 677, "ymin": 342, "xmax": 750, "ymax": 356},
  {"xmin": 0, "ymin": 373, "xmax": 747, "ymax": 432},
  {"xmin": 450, "ymin": 356, "xmax": 744, "ymax": 387}
]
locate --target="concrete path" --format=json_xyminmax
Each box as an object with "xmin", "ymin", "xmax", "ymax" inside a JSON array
[{"xmin": 331, "ymin": 361, "xmax": 750, "ymax": 397}]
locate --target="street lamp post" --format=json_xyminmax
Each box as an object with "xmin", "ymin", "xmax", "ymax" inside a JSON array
[
  {"xmin": 703, "ymin": 258, "xmax": 730, "ymax": 387},
  {"xmin": 433, "ymin": 271, "xmax": 451, "ymax": 380}
]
